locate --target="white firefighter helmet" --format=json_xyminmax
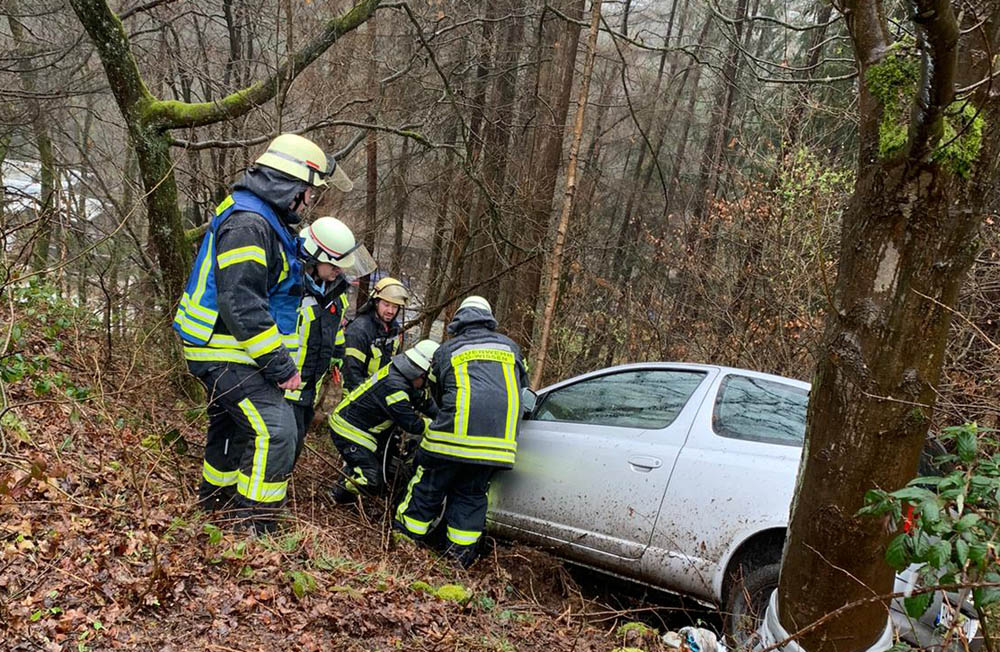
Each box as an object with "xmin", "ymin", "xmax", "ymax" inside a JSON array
[
  {"xmin": 458, "ymin": 295, "xmax": 492, "ymax": 314},
  {"xmin": 299, "ymin": 217, "xmax": 376, "ymax": 279},
  {"xmin": 404, "ymin": 339, "xmax": 439, "ymax": 373},
  {"xmin": 255, "ymin": 133, "xmax": 353, "ymax": 191},
  {"xmin": 372, "ymin": 277, "xmax": 410, "ymax": 306}
]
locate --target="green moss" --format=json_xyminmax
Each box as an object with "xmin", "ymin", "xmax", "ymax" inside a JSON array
[
  {"xmin": 865, "ymin": 40, "xmax": 985, "ymax": 177},
  {"xmin": 410, "ymin": 581, "xmax": 433, "ymax": 593},
  {"xmin": 616, "ymin": 622, "xmax": 656, "ymax": 637},
  {"xmin": 434, "ymin": 583, "xmax": 470, "ymax": 603}
]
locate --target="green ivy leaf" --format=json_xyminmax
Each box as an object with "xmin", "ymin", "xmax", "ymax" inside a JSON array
[
  {"xmin": 903, "ymin": 592, "xmax": 933, "ymax": 618},
  {"xmin": 886, "ymin": 533, "xmax": 909, "ymax": 570}
]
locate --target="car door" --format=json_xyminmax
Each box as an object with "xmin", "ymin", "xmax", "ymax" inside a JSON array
[
  {"xmin": 489, "ymin": 365, "xmax": 716, "ymax": 561},
  {"xmin": 643, "ymin": 371, "xmax": 808, "ymax": 599}
]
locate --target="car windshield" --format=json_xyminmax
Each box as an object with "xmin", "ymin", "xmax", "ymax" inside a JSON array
[
  {"xmin": 534, "ymin": 369, "xmax": 707, "ymax": 429},
  {"xmin": 713, "ymin": 374, "xmax": 809, "ymax": 446}
]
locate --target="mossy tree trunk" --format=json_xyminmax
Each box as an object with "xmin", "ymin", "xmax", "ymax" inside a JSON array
[
  {"xmin": 776, "ymin": 3, "xmax": 1000, "ymax": 651},
  {"xmin": 67, "ymin": 0, "xmax": 381, "ymax": 303}
]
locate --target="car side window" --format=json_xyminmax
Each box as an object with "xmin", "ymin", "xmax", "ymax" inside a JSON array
[
  {"xmin": 534, "ymin": 370, "xmax": 706, "ymax": 429},
  {"xmin": 713, "ymin": 375, "xmax": 808, "ymax": 446}
]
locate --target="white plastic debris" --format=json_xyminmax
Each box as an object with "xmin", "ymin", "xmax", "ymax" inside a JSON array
[{"xmin": 663, "ymin": 627, "xmax": 727, "ymax": 652}]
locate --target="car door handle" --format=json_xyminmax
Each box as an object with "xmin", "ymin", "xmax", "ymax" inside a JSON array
[{"xmin": 628, "ymin": 456, "xmax": 662, "ymax": 471}]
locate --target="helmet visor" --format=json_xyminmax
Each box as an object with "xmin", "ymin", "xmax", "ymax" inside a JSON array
[
  {"xmin": 316, "ymin": 157, "xmax": 353, "ymax": 192},
  {"xmin": 333, "ymin": 243, "xmax": 376, "ymax": 281}
]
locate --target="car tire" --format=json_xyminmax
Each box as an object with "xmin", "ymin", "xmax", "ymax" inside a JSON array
[{"xmin": 723, "ymin": 562, "xmax": 780, "ymax": 648}]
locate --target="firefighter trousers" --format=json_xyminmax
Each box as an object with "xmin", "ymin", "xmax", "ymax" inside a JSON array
[
  {"xmin": 191, "ymin": 361, "xmax": 297, "ymax": 511},
  {"xmin": 290, "ymin": 402, "xmax": 315, "ymax": 470},
  {"xmin": 330, "ymin": 432, "xmax": 382, "ymax": 496},
  {"xmin": 394, "ymin": 450, "xmax": 496, "ymax": 565}
]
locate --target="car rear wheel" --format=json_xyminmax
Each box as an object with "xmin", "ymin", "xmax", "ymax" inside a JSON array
[{"xmin": 723, "ymin": 562, "xmax": 780, "ymax": 648}]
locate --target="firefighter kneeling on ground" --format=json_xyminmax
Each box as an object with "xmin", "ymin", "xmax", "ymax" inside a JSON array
[
  {"xmin": 286, "ymin": 216, "xmax": 376, "ymax": 469},
  {"xmin": 394, "ymin": 296, "xmax": 528, "ymax": 568},
  {"xmin": 328, "ymin": 339, "xmax": 440, "ymax": 503}
]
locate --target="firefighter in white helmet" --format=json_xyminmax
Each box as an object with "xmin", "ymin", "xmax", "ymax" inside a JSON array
[
  {"xmin": 285, "ymin": 216, "xmax": 376, "ymax": 468},
  {"xmin": 328, "ymin": 339, "xmax": 440, "ymax": 504},
  {"xmin": 342, "ymin": 276, "xmax": 410, "ymax": 391},
  {"xmin": 173, "ymin": 133, "xmax": 352, "ymax": 533},
  {"xmin": 394, "ymin": 296, "xmax": 528, "ymax": 567}
]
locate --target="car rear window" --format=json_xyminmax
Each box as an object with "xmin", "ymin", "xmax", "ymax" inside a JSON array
[
  {"xmin": 713, "ymin": 375, "xmax": 808, "ymax": 446},
  {"xmin": 534, "ymin": 369, "xmax": 706, "ymax": 430}
]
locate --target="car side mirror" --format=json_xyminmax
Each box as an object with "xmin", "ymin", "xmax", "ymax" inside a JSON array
[{"xmin": 520, "ymin": 387, "xmax": 538, "ymax": 415}]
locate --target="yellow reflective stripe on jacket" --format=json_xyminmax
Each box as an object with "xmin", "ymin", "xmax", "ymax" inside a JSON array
[
  {"xmin": 329, "ymin": 413, "xmax": 378, "ymax": 452},
  {"xmin": 202, "ymin": 460, "xmax": 237, "ymax": 487},
  {"xmin": 217, "ymin": 245, "xmax": 266, "ymax": 269},
  {"xmin": 446, "ymin": 526, "xmax": 482, "ymax": 545},
  {"xmin": 424, "ymin": 428, "xmax": 517, "ymax": 451},
  {"xmin": 285, "ymin": 305, "xmax": 316, "ymax": 401},
  {"xmin": 244, "ymin": 324, "xmax": 282, "ymax": 358},
  {"xmin": 385, "ymin": 391, "xmax": 408, "ymax": 406},
  {"xmin": 216, "ymin": 194, "xmax": 235, "ymax": 215},
  {"xmin": 278, "ymin": 249, "xmax": 289, "ymax": 284},
  {"xmin": 367, "ymin": 345, "xmax": 383, "ymax": 375},
  {"xmin": 208, "ymin": 332, "xmax": 299, "ymax": 350},
  {"xmin": 175, "ymin": 311, "xmax": 214, "ymax": 341},
  {"xmin": 335, "ymin": 328, "xmax": 346, "ymax": 347},
  {"xmin": 502, "ymin": 359, "xmax": 520, "ymax": 442},
  {"xmin": 190, "ymin": 232, "xmax": 215, "ymax": 307},
  {"xmin": 419, "ymin": 439, "xmax": 516, "ymax": 465},
  {"xmin": 237, "ymin": 398, "xmax": 287, "ymax": 503},
  {"xmin": 180, "ymin": 294, "xmax": 218, "ymax": 323},
  {"xmin": 183, "ymin": 346, "xmax": 256, "ymax": 365},
  {"xmin": 346, "ymin": 347, "xmax": 366, "ymax": 362}
]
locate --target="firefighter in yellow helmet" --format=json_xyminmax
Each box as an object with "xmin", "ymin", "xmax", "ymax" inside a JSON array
[
  {"xmin": 173, "ymin": 133, "xmax": 352, "ymax": 533},
  {"xmin": 342, "ymin": 277, "xmax": 409, "ymax": 391}
]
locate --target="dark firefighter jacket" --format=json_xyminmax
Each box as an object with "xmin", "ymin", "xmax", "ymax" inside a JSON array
[
  {"xmin": 422, "ymin": 308, "xmax": 528, "ymax": 468},
  {"xmin": 342, "ymin": 302, "xmax": 401, "ymax": 391},
  {"xmin": 175, "ymin": 167, "xmax": 308, "ymax": 384},
  {"xmin": 285, "ymin": 274, "xmax": 349, "ymax": 406},
  {"xmin": 329, "ymin": 361, "xmax": 438, "ymax": 453}
]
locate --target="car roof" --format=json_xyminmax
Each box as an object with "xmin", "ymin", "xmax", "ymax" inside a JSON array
[{"xmin": 538, "ymin": 361, "xmax": 812, "ymax": 394}]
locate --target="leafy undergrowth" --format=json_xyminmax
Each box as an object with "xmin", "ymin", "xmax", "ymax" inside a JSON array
[{"xmin": 1, "ymin": 288, "xmax": 676, "ymax": 651}]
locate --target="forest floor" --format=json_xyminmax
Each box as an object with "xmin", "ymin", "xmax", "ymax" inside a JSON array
[{"xmin": 0, "ymin": 287, "xmax": 716, "ymax": 651}]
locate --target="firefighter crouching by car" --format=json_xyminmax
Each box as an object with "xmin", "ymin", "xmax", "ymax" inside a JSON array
[
  {"xmin": 173, "ymin": 133, "xmax": 353, "ymax": 534},
  {"xmin": 328, "ymin": 339, "xmax": 440, "ymax": 503},
  {"xmin": 285, "ymin": 216, "xmax": 376, "ymax": 468},
  {"xmin": 394, "ymin": 296, "xmax": 528, "ymax": 567},
  {"xmin": 342, "ymin": 277, "xmax": 408, "ymax": 391}
]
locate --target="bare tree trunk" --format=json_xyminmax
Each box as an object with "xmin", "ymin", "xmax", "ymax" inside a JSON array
[
  {"xmin": 390, "ymin": 137, "xmax": 410, "ymax": 278},
  {"xmin": 531, "ymin": 0, "xmax": 603, "ymax": 386},
  {"xmin": 510, "ymin": 0, "xmax": 585, "ymax": 352},
  {"xmin": 7, "ymin": 0, "xmax": 58, "ymax": 275},
  {"xmin": 692, "ymin": 0, "xmax": 749, "ymax": 228},
  {"xmin": 359, "ymin": 16, "xmax": 379, "ymax": 300}
]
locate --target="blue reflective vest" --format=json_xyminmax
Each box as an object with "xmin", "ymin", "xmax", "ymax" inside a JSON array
[{"xmin": 172, "ymin": 190, "xmax": 303, "ymax": 346}]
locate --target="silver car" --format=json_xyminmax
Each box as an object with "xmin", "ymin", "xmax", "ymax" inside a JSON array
[{"xmin": 486, "ymin": 362, "xmax": 982, "ymax": 646}]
